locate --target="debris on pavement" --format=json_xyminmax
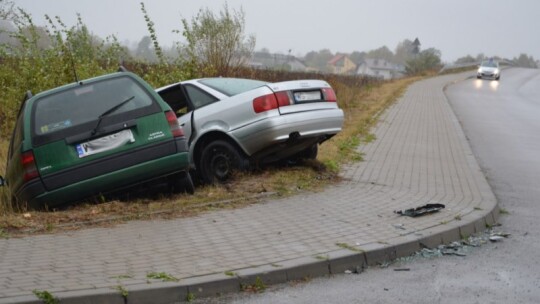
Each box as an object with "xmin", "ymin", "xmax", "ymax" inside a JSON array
[
  {"xmin": 394, "ymin": 204, "xmax": 445, "ymax": 217},
  {"xmin": 385, "ymin": 227, "xmax": 510, "ymax": 267},
  {"xmin": 344, "ymin": 264, "xmax": 364, "ymax": 274},
  {"xmin": 394, "ymin": 268, "xmax": 410, "ymax": 271},
  {"xmin": 488, "ymin": 232, "xmax": 510, "ymax": 242},
  {"xmin": 489, "ymin": 235, "xmax": 505, "ymax": 242},
  {"xmin": 392, "ymin": 223, "xmax": 406, "ymax": 230}
]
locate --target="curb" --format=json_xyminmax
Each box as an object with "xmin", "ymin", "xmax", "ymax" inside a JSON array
[{"xmin": 1, "ymin": 203, "xmax": 499, "ymax": 304}]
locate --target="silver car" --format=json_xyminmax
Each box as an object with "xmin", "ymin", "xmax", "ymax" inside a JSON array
[
  {"xmin": 477, "ymin": 60, "xmax": 500, "ymax": 80},
  {"xmin": 156, "ymin": 78, "xmax": 344, "ymax": 184}
]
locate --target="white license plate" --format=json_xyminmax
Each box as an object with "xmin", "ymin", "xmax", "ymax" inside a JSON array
[
  {"xmin": 76, "ymin": 129, "xmax": 135, "ymax": 158},
  {"xmin": 294, "ymin": 91, "xmax": 321, "ymax": 102}
]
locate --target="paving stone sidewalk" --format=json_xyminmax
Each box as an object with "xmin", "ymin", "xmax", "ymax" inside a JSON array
[{"xmin": 0, "ymin": 73, "xmax": 499, "ymax": 304}]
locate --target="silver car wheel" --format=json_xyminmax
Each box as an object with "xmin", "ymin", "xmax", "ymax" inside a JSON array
[{"xmin": 199, "ymin": 140, "xmax": 246, "ymax": 184}]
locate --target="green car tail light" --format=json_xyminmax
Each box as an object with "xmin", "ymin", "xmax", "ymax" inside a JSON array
[{"xmin": 21, "ymin": 150, "xmax": 39, "ymax": 182}]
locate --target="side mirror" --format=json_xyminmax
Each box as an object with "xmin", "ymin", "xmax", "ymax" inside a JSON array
[{"xmin": 0, "ymin": 176, "xmax": 5, "ymax": 187}]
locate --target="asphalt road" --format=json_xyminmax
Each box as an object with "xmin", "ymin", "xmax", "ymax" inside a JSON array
[{"xmin": 202, "ymin": 68, "xmax": 540, "ymax": 304}]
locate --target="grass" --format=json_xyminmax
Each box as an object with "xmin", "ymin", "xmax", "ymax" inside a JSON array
[
  {"xmin": 241, "ymin": 276, "xmax": 266, "ymax": 293},
  {"xmin": 146, "ymin": 272, "xmax": 179, "ymax": 282},
  {"xmin": 33, "ymin": 290, "xmax": 59, "ymax": 304},
  {"xmin": 0, "ymin": 76, "xmax": 418, "ymax": 236},
  {"xmin": 114, "ymin": 285, "xmax": 129, "ymax": 298},
  {"xmin": 336, "ymin": 242, "xmax": 363, "ymax": 253}
]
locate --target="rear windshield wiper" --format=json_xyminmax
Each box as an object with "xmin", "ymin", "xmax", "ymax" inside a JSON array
[{"xmin": 92, "ymin": 96, "xmax": 135, "ymax": 136}]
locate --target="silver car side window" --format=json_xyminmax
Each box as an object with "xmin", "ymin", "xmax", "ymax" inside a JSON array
[{"xmin": 184, "ymin": 85, "xmax": 218, "ymax": 110}]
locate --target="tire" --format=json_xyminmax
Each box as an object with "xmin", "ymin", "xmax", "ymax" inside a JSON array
[
  {"xmin": 283, "ymin": 144, "xmax": 319, "ymax": 166},
  {"xmin": 199, "ymin": 140, "xmax": 247, "ymax": 184},
  {"xmin": 299, "ymin": 144, "xmax": 318, "ymax": 160},
  {"xmin": 170, "ymin": 171, "xmax": 195, "ymax": 194}
]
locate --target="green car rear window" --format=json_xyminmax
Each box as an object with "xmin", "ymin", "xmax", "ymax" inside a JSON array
[
  {"xmin": 198, "ymin": 78, "xmax": 267, "ymax": 96},
  {"xmin": 34, "ymin": 76, "xmax": 154, "ymax": 135}
]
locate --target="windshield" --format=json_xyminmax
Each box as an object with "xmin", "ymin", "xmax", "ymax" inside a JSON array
[
  {"xmin": 481, "ymin": 61, "xmax": 498, "ymax": 68},
  {"xmin": 34, "ymin": 76, "xmax": 153, "ymax": 135},
  {"xmin": 198, "ymin": 78, "xmax": 267, "ymax": 96}
]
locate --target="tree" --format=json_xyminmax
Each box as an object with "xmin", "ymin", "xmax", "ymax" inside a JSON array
[
  {"xmin": 455, "ymin": 55, "xmax": 476, "ymax": 64},
  {"xmin": 394, "ymin": 39, "xmax": 414, "ymax": 65},
  {"xmin": 0, "ymin": 0, "xmax": 14, "ymax": 20},
  {"xmin": 365, "ymin": 46, "xmax": 394, "ymax": 62},
  {"xmin": 181, "ymin": 4, "xmax": 255, "ymax": 76},
  {"xmin": 405, "ymin": 48, "xmax": 442, "ymax": 75},
  {"xmin": 304, "ymin": 49, "xmax": 333, "ymax": 71},
  {"xmin": 349, "ymin": 51, "xmax": 366, "ymax": 64},
  {"xmin": 514, "ymin": 53, "xmax": 537, "ymax": 68},
  {"xmin": 135, "ymin": 36, "xmax": 157, "ymax": 62}
]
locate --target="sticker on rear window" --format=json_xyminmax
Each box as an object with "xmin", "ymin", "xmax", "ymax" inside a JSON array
[{"xmin": 40, "ymin": 120, "xmax": 72, "ymax": 134}]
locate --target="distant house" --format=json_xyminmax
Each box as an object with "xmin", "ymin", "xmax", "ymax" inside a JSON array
[
  {"xmin": 248, "ymin": 51, "xmax": 307, "ymax": 71},
  {"xmin": 327, "ymin": 54, "xmax": 357, "ymax": 74},
  {"xmin": 356, "ymin": 58, "xmax": 405, "ymax": 79}
]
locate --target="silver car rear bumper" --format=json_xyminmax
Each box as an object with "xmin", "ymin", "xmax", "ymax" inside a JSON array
[{"xmin": 231, "ymin": 108, "xmax": 344, "ymax": 157}]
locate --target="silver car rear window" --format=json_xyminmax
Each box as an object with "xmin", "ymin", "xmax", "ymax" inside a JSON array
[{"xmin": 198, "ymin": 78, "xmax": 267, "ymax": 96}]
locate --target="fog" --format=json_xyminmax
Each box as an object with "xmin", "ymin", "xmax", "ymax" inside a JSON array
[{"xmin": 12, "ymin": 0, "xmax": 540, "ymax": 62}]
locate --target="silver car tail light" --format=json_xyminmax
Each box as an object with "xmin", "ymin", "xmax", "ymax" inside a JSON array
[
  {"xmin": 275, "ymin": 91, "xmax": 291, "ymax": 107},
  {"xmin": 165, "ymin": 111, "xmax": 184, "ymax": 137},
  {"xmin": 253, "ymin": 92, "xmax": 291, "ymax": 113},
  {"xmin": 322, "ymin": 88, "xmax": 337, "ymax": 102}
]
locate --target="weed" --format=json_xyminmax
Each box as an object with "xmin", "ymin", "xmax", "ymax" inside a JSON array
[
  {"xmin": 322, "ymin": 159, "xmax": 340, "ymax": 172},
  {"xmin": 499, "ymin": 208, "xmax": 510, "ymax": 215},
  {"xmin": 351, "ymin": 151, "xmax": 365, "ymax": 162},
  {"xmin": 454, "ymin": 214, "xmax": 462, "ymax": 221},
  {"xmin": 363, "ymin": 133, "xmax": 377, "ymax": 143},
  {"xmin": 186, "ymin": 292, "xmax": 195, "ymax": 302},
  {"xmin": 440, "ymin": 220, "xmax": 449, "ymax": 225},
  {"xmin": 224, "ymin": 271, "xmax": 236, "ymax": 277},
  {"xmin": 111, "ymin": 274, "xmax": 133, "ymax": 280},
  {"xmin": 241, "ymin": 276, "xmax": 266, "ymax": 293},
  {"xmin": 114, "ymin": 285, "xmax": 129, "ymax": 298},
  {"xmin": 0, "ymin": 228, "xmax": 9, "ymax": 239},
  {"xmin": 146, "ymin": 272, "xmax": 179, "ymax": 282},
  {"xmin": 33, "ymin": 290, "xmax": 59, "ymax": 304},
  {"xmin": 336, "ymin": 242, "xmax": 363, "ymax": 253},
  {"xmin": 45, "ymin": 222, "xmax": 55, "ymax": 232},
  {"xmin": 270, "ymin": 263, "xmax": 282, "ymax": 268},
  {"xmin": 474, "ymin": 207, "xmax": 483, "ymax": 211},
  {"xmin": 315, "ymin": 254, "xmax": 329, "ymax": 260}
]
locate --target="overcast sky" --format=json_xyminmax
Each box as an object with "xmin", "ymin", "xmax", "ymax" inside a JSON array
[{"xmin": 12, "ymin": 0, "xmax": 540, "ymax": 62}]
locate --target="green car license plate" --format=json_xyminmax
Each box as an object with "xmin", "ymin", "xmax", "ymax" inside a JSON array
[{"xmin": 76, "ymin": 129, "xmax": 135, "ymax": 158}]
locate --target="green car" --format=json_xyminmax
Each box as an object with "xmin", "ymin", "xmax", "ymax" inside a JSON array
[{"xmin": 0, "ymin": 70, "xmax": 193, "ymax": 209}]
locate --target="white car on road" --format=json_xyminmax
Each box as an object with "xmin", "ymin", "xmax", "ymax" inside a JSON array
[{"xmin": 477, "ymin": 60, "xmax": 500, "ymax": 80}]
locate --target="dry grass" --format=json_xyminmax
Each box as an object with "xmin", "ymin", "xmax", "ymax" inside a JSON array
[{"xmin": 0, "ymin": 76, "xmax": 418, "ymax": 237}]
